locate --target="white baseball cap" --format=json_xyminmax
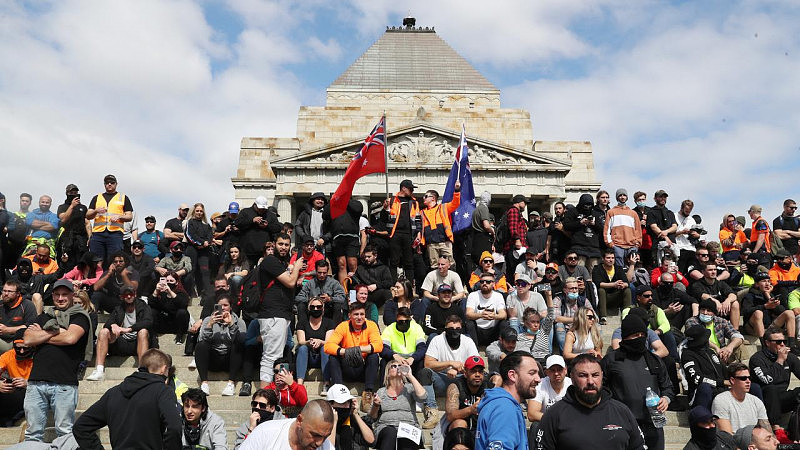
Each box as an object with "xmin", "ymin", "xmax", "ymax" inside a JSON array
[
  {"xmin": 545, "ymin": 355, "xmax": 566, "ymax": 369},
  {"xmin": 326, "ymin": 384, "xmax": 356, "ymax": 403},
  {"xmin": 255, "ymin": 196, "xmax": 268, "ymax": 209}
]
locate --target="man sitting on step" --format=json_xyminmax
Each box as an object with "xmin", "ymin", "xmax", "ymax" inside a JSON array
[
  {"xmin": 87, "ymin": 285, "xmax": 154, "ymax": 381},
  {"xmin": 684, "ymin": 299, "xmax": 744, "ymax": 364},
  {"xmin": 749, "ymin": 327, "xmax": 800, "ymax": 438},
  {"xmin": 180, "ymin": 388, "xmax": 228, "ymax": 449}
]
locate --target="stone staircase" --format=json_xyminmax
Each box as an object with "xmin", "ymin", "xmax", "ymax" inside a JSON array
[{"xmin": 0, "ymin": 301, "xmax": 789, "ymax": 448}]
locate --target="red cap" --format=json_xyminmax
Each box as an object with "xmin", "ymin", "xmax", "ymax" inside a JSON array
[{"xmin": 464, "ymin": 355, "xmax": 485, "ymax": 371}]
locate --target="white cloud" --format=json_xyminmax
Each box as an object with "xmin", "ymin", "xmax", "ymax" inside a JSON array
[{"xmin": 307, "ymin": 36, "xmax": 342, "ymax": 61}]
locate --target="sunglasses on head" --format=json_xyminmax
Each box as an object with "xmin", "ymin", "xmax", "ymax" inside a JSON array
[{"xmin": 251, "ymin": 401, "xmax": 268, "ymax": 409}]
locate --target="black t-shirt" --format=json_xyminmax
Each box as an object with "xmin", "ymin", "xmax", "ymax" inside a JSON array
[
  {"xmin": 29, "ymin": 312, "xmax": 90, "ymax": 385},
  {"xmin": 526, "ymin": 227, "xmax": 548, "ymax": 254},
  {"xmin": 0, "ymin": 299, "xmax": 37, "ymax": 340},
  {"xmin": 56, "ymin": 202, "xmax": 88, "ymax": 234},
  {"xmin": 300, "ymin": 318, "xmax": 335, "ymax": 353},
  {"xmin": 99, "ymin": 266, "xmax": 141, "ymax": 297},
  {"xmin": 88, "ymin": 193, "xmax": 133, "ymax": 212},
  {"xmin": 164, "ymin": 218, "xmax": 184, "ymax": 243},
  {"xmin": 774, "ymin": 215, "xmax": 800, "ymax": 254},
  {"xmin": 258, "ymin": 255, "xmax": 293, "ymax": 320},
  {"xmin": 423, "ymin": 302, "xmax": 466, "ymax": 335},
  {"xmin": 454, "ymin": 376, "xmax": 490, "ymax": 431},
  {"xmin": 394, "ymin": 197, "xmax": 412, "ymax": 234}
]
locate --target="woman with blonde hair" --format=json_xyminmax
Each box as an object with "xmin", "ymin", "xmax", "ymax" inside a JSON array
[
  {"xmin": 369, "ymin": 360, "xmax": 427, "ymax": 449},
  {"xmin": 563, "ymin": 307, "xmax": 603, "ymax": 360},
  {"xmin": 186, "ymin": 202, "xmax": 213, "ymax": 296}
]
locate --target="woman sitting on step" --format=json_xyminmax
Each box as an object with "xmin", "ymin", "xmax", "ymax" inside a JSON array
[
  {"xmin": 562, "ymin": 306, "xmax": 603, "ymax": 361},
  {"xmin": 149, "ymin": 273, "xmax": 191, "ymax": 343}
]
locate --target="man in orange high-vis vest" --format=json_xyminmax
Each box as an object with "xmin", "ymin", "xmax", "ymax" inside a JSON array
[
  {"xmin": 748, "ymin": 204, "xmax": 772, "ymax": 267},
  {"xmin": 87, "ymin": 174, "xmax": 133, "ymax": 263},
  {"xmin": 421, "ymin": 180, "xmax": 461, "ymax": 269},
  {"xmin": 388, "ymin": 180, "xmax": 422, "ymax": 281}
]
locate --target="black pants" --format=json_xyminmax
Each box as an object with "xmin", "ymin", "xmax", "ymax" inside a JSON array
[
  {"xmin": 762, "ymin": 385, "xmax": 800, "ymax": 425},
  {"xmin": 471, "ymin": 231, "xmax": 492, "ymax": 264},
  {"xmin": 377, "ymin": 426, "xmax": 420, "ymax": 450},
  {"xmin": 677, "ymin": 250, "xmax": 695, "ymax": 275},
  {"xmin": 152, "ymin": 309, "xmax": 190, "ymax": 335},
  {"xmin": 186, "ymin": 246, "xmax": 212, "ymax": 297},
  {"xmin": 194, "ymin": 339, "xmax": 244, "ymax": 381},
  {"xmin": 390, "ymin": 233, "xmax": 414, "ymax": 281},
  {"xmin": 242, "ymin": 342, "xmax": 262, "ymax": 382},
  {"xmin": 328, "ymin": 353, "xmax": 379, "ymax": 391},
  {"xmin": 91, "ymin": 291, "xmax": 121, "ymax": 314},
  {"xmin": 367, "ymin": 289, "xmax": 392, "ymax": 309},
  {"xmin": 466, "ymin": 321, "xmax": 501, "ymax": 346},
  {"xmin": 638, "ymin": 420, "xmax": 664, "ymax": 450},
  {"xmin": 0, "ymin": 389, "xmax": 25, "ymax": 425}
]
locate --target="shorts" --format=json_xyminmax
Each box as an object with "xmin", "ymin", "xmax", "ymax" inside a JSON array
[
  {"xmin": 332, "ymin": 236, "xmax": 360, "ymax": 258},
  {"xmin": 110, "ymin": 337, "xmax": 139, "ymax": 356}
]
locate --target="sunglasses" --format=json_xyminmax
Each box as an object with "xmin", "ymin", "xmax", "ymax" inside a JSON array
[
  {"xmin": 697, "ymin": 254, "xmax": 709, "ymax": 257},
  {"xmin": 132, "ymin": 245, "xmax": 144, "ymax": 249},
  {"xmin": 790, "ymin": 206, "xmax": 798, "ymax": 210},
  {"xmin": 640, "ymin": 293, "xmax": 653, "ymax": 298},
  {"xmin": 565, "ymin": 256, "xmax": 578, "ymax": 261},
  {"xmin": 309, "ymin": 305, "xmax": 324, "ymax": 311},
  {"xmin": 732, "ymin": 375, "xmax": 751, "ymax": 381},
  {"xmin": 479, "ymin": 280, "xmax": 493, "ymax": 285},
  {"xmin": 515, "ymin": 281, "xmax": 529, "ymax": 287},
  {"xmin": 104, "ymin": 181, "xmax": 117, "ymax": 185},
  {"xmin": 120, "ymin": 293, "xmax": 135, "ymax": 299},
  {"xmin": 482, "ymin": 260, "xmax": 493, "ymax": 264},
  {"xmin": 251, "ymin": 401, "xmax": 268, "ymax": 409},
  {"xmin": 768, "ymin": 339, "xmax": 787, "ymax": 345},
  {"xmin": 389, "ymin": 364, "xmax": 401, "ymax": 369},
  {"xmin": 586, "ymin": 315, "xmax": 596, "ymax": 320}
]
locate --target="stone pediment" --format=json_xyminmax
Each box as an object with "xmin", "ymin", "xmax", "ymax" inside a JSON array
[{"xmin": 271, "ymin": 123, "xmax": 571, "ymax": 171}]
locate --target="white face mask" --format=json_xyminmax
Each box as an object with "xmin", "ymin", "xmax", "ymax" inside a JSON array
[{"xmin": 698, "ymin": 314, "xmax": 713, "ymax": 324}]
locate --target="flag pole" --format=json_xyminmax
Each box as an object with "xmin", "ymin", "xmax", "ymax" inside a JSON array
[{"xmin": 383, "ymin": 112, "xmax": 389, "ymax": 200}]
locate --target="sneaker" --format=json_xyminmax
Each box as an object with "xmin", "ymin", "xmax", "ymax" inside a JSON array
[
  {"xmin": 200, "ymin": 382, "xmax": 210, "ymax": 395},
  {"xmin": 422, "ymin": 406, "xmax": 440, "ymax": 429},
  {"xmin": 361, "ymin": 390, "xmax": 374, "ymax": 413},
  {"xmin": 599, "ymin": 317, "xmax": 607, "ymax": 325},
  {"xmin": 239, "ymin": 382, "xmax": 252, "ymax": 397},
  {"xmin": 174, "ymin": 334, "xmax": 186, "ymax": 344},
  {"xmin": 188, "ymin": 358, "xmax": 196, "ymax": 370},
  {"xmin": 86, "ymin": 369, "xmax": 104, "ymax": 382},
  {"xmin": 221, "ymin": 382, "xmax": 235, "ymax": 396}
]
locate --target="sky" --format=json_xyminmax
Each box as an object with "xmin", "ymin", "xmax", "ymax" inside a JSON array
[{"xmin": 1, "ymin": 0, "xmax": 799, "ymax": 233}]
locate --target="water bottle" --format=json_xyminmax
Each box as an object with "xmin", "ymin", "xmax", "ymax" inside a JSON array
[{"xmin": 645, "ymin": 387, "xmax": 666, "ymax": 428}]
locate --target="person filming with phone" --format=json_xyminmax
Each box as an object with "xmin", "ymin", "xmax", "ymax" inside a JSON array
[
  {"xmin": 261, "ymin": 359, "xmax": 308, "ymax": 414},
  {"xmin": 195, "ymin": 295, "xmax": 246, "ymax": 397}
]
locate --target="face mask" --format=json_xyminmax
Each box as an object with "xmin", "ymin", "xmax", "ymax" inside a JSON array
[
  {"xmin": 746, "ymin": 262, "xmax": 758, "ymax": 274},
  {"xmin": 658, "ymin": 283, "xmax": 674, "ymax": 293},
  {"xmin": 690, "ymin": 424, "xmax": 718, "ymax": 449},
  {"xmin": 308, "ymin": 309, "xmax": 324, "ymax": 318},
  {"xmin": 620, "ymin": 336, "xmax": 647, "ymax": 355},
  {"xmin": 778, "ymin": 261, "xmax": 792, "ymax": 270},
  {"xmin": 18, "ymin": 269, "xmax": 31, "ymax": 279},
  {"xmin": 172, "ymin": 251, "xmax": 183, "ymax": 258},
  {"xmin": 254, "ymin": 408, "xmax": 273, "ymax": 424},
  {"xmin": 445, "ymin": 329, "xmax": 461, "ymax": 349},
  {"xmin": 617, "ymin": 200, "xmax": 627, "ymax": 207},
  {"xmin": 183, "ymin": 424, "xmax": 202, "ymax": 445},
  {"xmin": 14, "ymin": 346, "xmax": 33, "ymax": 360},
  {"xmin": 396, "ymin": 320, "xmax": 411, "ymax": 333},
  {"xmin": 334, "ymin": 407, "xmax": 350, "ymax": 426},
  {"xmin": 687, "ymin": 337, "xmax": 709, "ymax": 350},
  {"xmin": 636, "ymin": 201, "xmax": 646, "ymax": 208},
  {"xmin": 531, "ymin": 218, "xmax": 541, "ymax": 227},
  {"xmin": 215, "ymin": 288, "xmax": 229, "ymax": 296},
  {"xmin": 567, "ymin": 292, "xmax": 579, "ymax": 301},
  {"xmin": 698, "ymin": 314, "xmax": 713, "ymax": 323}
]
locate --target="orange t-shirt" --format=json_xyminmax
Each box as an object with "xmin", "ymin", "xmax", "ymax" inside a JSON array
[
  {"xmin": 719, "ymin": 228, "xmax": 747, "ymax": 253},
  {"xmin": 0, "ymin": 349, "xmax": 33, "ymax": 379},
  {"xmin": 23, "ymin": 255, "xmax": 59, "ymax": 275}
]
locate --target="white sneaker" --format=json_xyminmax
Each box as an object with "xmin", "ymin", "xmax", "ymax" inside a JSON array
[
  {"xmin": 221, "ymin": 382, "xmax": 235, "ymax": 396},
  {"xmin": 416, "ymin": 402, "xmax": 423, "ymax": 413},
  {"xmin": 200, "ymin": 382, "xmax": 210, "ymax": 395},
  {"xmin": 188, "ymin": 358, "xmax": 197, "ymax": 369},
  {"xmin": 86, "ymin": 369, "xmax": 104, "ymax": 381}
]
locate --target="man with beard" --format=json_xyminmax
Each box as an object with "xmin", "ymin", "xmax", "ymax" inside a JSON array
[
  {"xmin": 92, "ymin": 251, "xmax": 140, "ymax": 314},
  {"xmin": 653, "ymin": 272, "xmax": 697, "ymax": 329},
  {"xmin": 558, "ymin": 250, "xmax": 592, "ymax": 283},
  {"xmin": 163, "ymin": 203, "xmax": 189, "ymax": 248},
  {"xmin": 603, "ymin": 314, "xmax": 674, "ymax": 450},
  {"xmin": 563, "ymin": 194, "xmax": 603, "ymax": 273},
  {"xmin": 235, "ymin": 389, "xmax": 285, "ymax": 448},
  {"xmin": 545, "ymin": 202, "xmax": 570, "ymax": 265},
  {"xmin": 240, "ymin": 399, "xmax": 334, "ymax": 450},
  {"xmin": 538, "ymin": 353, "xmax": 645, "ymax": 450},
  {"xmin": 526, "ymin": 355, "xmax": 571, "ymax": 446},
  {"xmin": 290, "ymin": 237, "xmax": 326, "ymax": 285},
  {"xmin": 295, "ymin": 192, "xmax": 329, "ymax": 254},
  {"xmin": 0, "ymin": 336, "xmax": 34, "ymax": 427},
  {"xmin": 525, "ymin": 211, "xmax": 548, "ymax": 262},
  {"xmin": 623, "ymin": 285, "xmax": 678, "ymax": 361},
  {"xmin": 501, "ymin": 195, "xmax": 529, "ymax": 276},
  {"xmin": 56, "ymin": 184, "xmax": 89, "ymax": 271},
  {"xmin": 465, "ymin": 272, "xmax": 507, "ymax": 346},
  {"xmin": 420, "ymin": 182, "xmax": 460, "ymax": 269},
  {"xmin": 647, "ymin": 189, "xmax": 678, "ymax": 267},
  {"xmin": 743, "ymin": 272, "xmax": 797, "ymax": 342},
  {"xmin": 683, "ymin": 405, "xmax": 737, "ymax": 450},
  {"xmin": 353, "ymin": 245, "xmax": 395, "ymax": 308},
  {"xmin": 773, "ymin": 199, "xmax": 800, "ymax": 259},
  {"xmin": 139, "ymin": 215, "xmax": 165, "ymax": 262},
  {"xmin": 235, "ymin": 196, "xmax": 282, "ymax": 269},
  {"xmin": 0, "ymin": 281, "xmax": 37, "ymax": 353},
  {"xmin": 295, "ymin": 260, "xmax": 347, "ymax": 323},
  {"xmin": 421, "ymin": 256, "xmax": 465, "ymax": 304},
  {"xmin": 422, "ymin": 284, "xmax": 466, "ymax": 339},
  {"xmin": 749, "ymin": 328, "xmax": 800, "ymax": 435},
  {"xmin": 9, "ymin": 258, "xmax": 62, "ymax": 314},
  {"xmin": 476, "ymin": 351, "xmax": 540, "ymax": 450},
  {"xmin": 258, "ymin": 233, "xmax": 303, "ymax": 384},
  {"xmin": 86, "ymin": 175, "xmax": 133, "ymax": 262},
  {"xmin": 24, "ymin": 195, "xmax": 59, "ymax": 255},
  {"xmin": 129, "ymin": 240, "xmax": 155, "ymax": 295},
  {"xmin": 444, "ymin": 356, "xmax": 498, "ymax": 434},
  {"xmin": 768, "ymin": 250, "xmax": 800, "ymax": 301}
]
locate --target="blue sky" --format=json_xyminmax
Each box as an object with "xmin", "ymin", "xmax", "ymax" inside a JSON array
[{"xmin": 1, "ymin": 0, "xmax": 798, "ymax": 233}]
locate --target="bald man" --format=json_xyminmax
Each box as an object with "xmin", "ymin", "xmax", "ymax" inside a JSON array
[{"xmin": 240, "ymin": 399, "xmax": 334, "ymax": 450}]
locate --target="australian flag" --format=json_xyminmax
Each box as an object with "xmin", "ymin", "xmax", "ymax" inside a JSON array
[{"xmin": 442, "ymin": 124, "xmax": 475, "ymax": 234}]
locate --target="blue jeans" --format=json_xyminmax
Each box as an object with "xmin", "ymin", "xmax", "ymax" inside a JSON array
[
  {"xmin": 613, "ymin": 246, "xmax": 638, "ymax": 269},
  {"xmin": 88, "ymin": 231, "xmax": 123, "ymax": 264},
  {"xmin": 431, "ymin": 370, "xmax": 461, "ymax": 397},
  {"xmin": 296, "ymin": 345, "xmax": 329, "ymax": 382},
  {"xmin": 554, "ymin": 322, "xmax": 567, "ymax": 353},
  {"xmin": 24, "ymin": 382, "xmax": 78, "ymax": 442}
]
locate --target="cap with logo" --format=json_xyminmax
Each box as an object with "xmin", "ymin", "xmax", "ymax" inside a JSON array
[
  {"xmin": 169, "ymin": 241, "xmax": 185, "ymax": 251},
  {"xmin": 437, "ymin": 283, "xmax": 453, "ymax": 293},
  {"xmin": 228, "ymin": 202, "xmax": 240, "ymax": 214},
  {"xmin": 65, "ymin": 184, "xmax": 79, "ymax": 194},
  {"xmin": 326, "ymin": 384, "xmax": 356, "ymax": 403},
  {"xmin": 500, "ymin": 327, "xmax": 518, "ymax": 342},
  {"xmin": 464, "ymin": 355, "xmax": 486, "ymax": 371}
]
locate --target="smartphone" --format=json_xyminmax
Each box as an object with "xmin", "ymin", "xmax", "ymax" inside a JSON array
[
  {"xmin": 214, "ymin": 304, "xmax": 223, "ymax": 314},
  {"xmin": 159, "ymin": 277, "xmax": 166, "ymax": 283},
  {"xmin": 576, "ymin": 276, "xmax": 584, "ymax": 282},
  {"xmin": 349, "ymin": 290, "xmax": 357, "ymax": 304},
  {"xmin": 537, "ymin": 283, "xmax": 552, "ymax": 293},
  {"xmin": 278, "ymin": 363, "xmax": 290, "ymax": 372}
]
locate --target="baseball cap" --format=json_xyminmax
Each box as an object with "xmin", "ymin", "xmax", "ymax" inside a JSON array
[
  {"xmin": 654, "ymin": 189, "xmax": 668, "ymax": 197},
  {"xmin": 688, "ymin": 405, "xmax": 718, "ymax": 426},
  {"xmin": 437, "ymin": 283, "xmax": 453, "ymax": 293},
  {"xmin": 52, "ymin": 279, "xmax": 75, "ymax": 292},
  {"xmin": 228, "ymin": 202, "xmax": 240, "ymax": 214},
  {"xmin": 500, "ymin": 327, "xmax": 518, "ymax": 341},
  {"xmin": 516, "ymin": 273, "xmax": 532, "ymax": 284},
  {"xmin": 636, "ymin": 284, "xmax": 653, "ymax": 296},
  {"xmin": 529, "ymin": 210, "xmax": 541, "ymax": 217},
  {"xmin": 120, "ymin": 285, "xmax": 136, "ymax": 295},
  {"xmin": 545, "ymin": 262, "xmax": 559, "ymax": 272},
  {"xmin": 325, "ymin": 384, "xmax": 356, "ymax": 403},
  {"xmin": 754, "ymin": 271, "xmax": 771, "ymax": 282},
  {"xmin": 512, "ymin": 194, "xmax": 527, "ymax": 204},
  {"xmin": 545, "ymin": 355, "xmax": 566, "ymax": 369},
  {"xmin": 400, "ymin": 179, "xmax": 417, "ymax": 191},
  {"xmin": 169, "ymin": 241, "xmax": 185, "ymax": 251},
  {"xmin": 103, "ymin": 174, "xmax": 117, "ymax": 183},
  {"xmin": 178, "ymin": 203, "xmax": 189, "ymax": 211},
  {"xmin": 210, "ymin": 212, "xmax": 221, "ymax": 221},
  {"xmin": 144, "ymin": 215, "xmax": 156, "ymax": 222},
  {"xmin": 255, "ymin": 196, "xmax": 268, "ymax": 209},
  {"xmin": 65, "ymin": 183, "xmax": 79, "ymax": 194},
  {"xmin": 736, "ymin": 216, "xmax": 747, "ymax": 227},
  {"xmin": 303, "ymin": 236, "xmax": 315, "ymax": 244},
  {"xmin": 464, "ymin": 355, "xmax": 485, "ymax": 371},
  {"xmin": 131, "ymin": 240, "xmax": 144, "ymax": 248}
]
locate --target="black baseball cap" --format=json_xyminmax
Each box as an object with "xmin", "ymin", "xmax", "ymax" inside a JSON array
[{"xmin": 400, "ymin": 179, "xmax": 417, "ymax": 191}]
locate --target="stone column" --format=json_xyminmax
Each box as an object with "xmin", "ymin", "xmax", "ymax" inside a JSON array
[{"xmin": 276, "ymin": 195, "xmax": 292, "ymax": 223}]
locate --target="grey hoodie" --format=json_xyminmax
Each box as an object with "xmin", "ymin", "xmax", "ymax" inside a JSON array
[
  {"xmin": 182, "ymin": 410, "xmax": 228, "ymax": 450},
  {"xmin": 199, "ymin": 312, "xmax": 246, "ymax": 354}
]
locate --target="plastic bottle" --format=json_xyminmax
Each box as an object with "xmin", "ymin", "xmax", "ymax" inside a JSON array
[{"xmin": 645, "ymin": 387, "xmax": 666, "ymax": 428}]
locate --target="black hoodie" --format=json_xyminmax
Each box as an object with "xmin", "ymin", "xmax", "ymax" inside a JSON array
[
  {"xmin": 563, "ymin": 194, "xmax": 604, "ymax": 258},
  {"xmin": 73, "ymin": 370, "xmax": 182, "ymax": 450},
  {"xmin": 537, "ymin": 386, "xmax": 645, "ymax": 450}
]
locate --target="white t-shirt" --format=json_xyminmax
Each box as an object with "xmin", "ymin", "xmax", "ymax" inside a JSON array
[
  {"xmin": 421, "ymin": 269, "xmax": 465, "ymax": 294},
  {"xmin": 711, "ymin": 391, "xmax": 768, "ymax": 433},
  {"xmin": 532, "ymin": 376, "xmax": 572, "ymax": 414},
  {"xmin": 425, "ymin": 334, "xmax": 479, "ymax": 364},
  {"xmin": 239, "ymin": 418, "xmax": 333, "ymax": 450},
  {"xmin": 466, "ymin": 291, "xmax": 506, "ymax": 329},
  {"xmin": 358, "ymin": 216, "xmax": 370, "ymax": 232}
]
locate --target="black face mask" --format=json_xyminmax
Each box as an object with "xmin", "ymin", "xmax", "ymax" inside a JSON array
[
  {"xmin": 620, "ymin": 336, "xmax": 647, "ymax": 355},
  {"xmin": 445, "ymin": 329, "xmax": 461, "ymax": 349},
  {"xmin": 778, "ymin": 261, "xmax": 792, "ymax": 270},
  {"xmin": 309, "ymin": 309, "xmax": 324, "ymax": 318},
  {"xmin": 183, "ymin": 424, "xmax": 202, "ymax": 445},
  {"xmin": 215, "ymin": 288, "xmax": 229, "ymax": 296},
  {"xmin": 396, "ymin": 320, "xmax": 410, "ymax": 333},
  {"xmin": 687, "ymin": 337, "xmax": 709, "ymax": 350},
  {"xmin": 17, "ymin": 268, "xmax": 31, "ymax": 280},
  {"xmin": 334, "ymin": 407, "xmax": 350, "ymax": 426},
  {"xmin": 658, "ymin": 283, "xmax": 674, "ymax": 294},
  {"xmin": 14, "ymin": 346, "xmax": 34, "ymax": 360},
  {"xmin": 172, "ymin": 251, "xmax": 183, "ymax": 258},
  {"xmin": 253, "ymin": 408, "xmax": 273, "ymax": 424},
  {"xmin": 689, "ymin": 424, "xmax": 718, "ymax": 450}
]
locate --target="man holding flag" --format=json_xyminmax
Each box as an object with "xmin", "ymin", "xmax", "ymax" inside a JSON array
[
  {"xmin": 443, "ymin": 125, "xmax": 477, "ymax": 280},
  {"xmin": 421, "ymin": 181, "xmax": 460, "ymax": 269}
]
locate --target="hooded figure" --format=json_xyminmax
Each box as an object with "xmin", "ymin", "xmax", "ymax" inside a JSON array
[
  {"xmin": 681, "ymin": 325, "xmax": 727, "ymax": 404},
  {"xmin": 295, "ymin": 192, "xmax": 330, "ymax": 248},
  {"xmin": 563, "ymin": 194, "xmax": 603, "ymax": 259}
]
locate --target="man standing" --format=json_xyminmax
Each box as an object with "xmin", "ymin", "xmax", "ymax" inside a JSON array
[
  {"xmin": 163, "ymin": 203, "xmax": 189, "ymax": 248},
  {"xmin": 73, "ymin": 348, "xmax": 182, "ymax": 449},
  {"xmin": 236, "ymin": 196, "xmax": 282, "ymax": 269},
  {"xmin": 139, "ymin": 215, "xmax": 165, "ymax": 262},
  {"xmin": 258, "ymin": 233, "xmax": 303, "ymax": 383},
  {"xmin": 647, "ymin": 189, "xmax": 678, "ymax": 266},
  {"xmin": 773, "ymin": 199, "xmax": 800, "ymax": 260},
  {"xmin": 22, "ymin": 279, "xmax": 91, "ymax": 441},
  {"xmin": 86, "ymin": 174, "xmax": 133, "ymax": 262},
  {"xmin": 56, "ymin": 184, "xmax": 89, "ymax": 270},
  {"xmin": 240, "ymin": 399, "xmax": 334, "ymax": 450},
  {"xmin": 388, "ymin": 180, "xmax": 422, "ymax": 280},
  {"xmin": 24, "ymin": 195, "xmax": 59, "ymax": 255},
  {"xmin": 470, "ymin": 191, "xmax": 494, "ymax": 266},
  {"xmin": 502, "ymin": 195, "xmax": 529, "ymax": 274},
  {"xmin": 476, "ymin": 351, "xmax": 540, "ymax": 450},
  {"xmin": 295, "ymin": 193, "xmax": 329, "ymax": 253},
  {"xmin": 420, "ymin": 182, "xmax": 460, "ymax": 268},
  {"xmin": 604, "ymin": 188, "xmax": 642, "ymax": 267},
  {"xmin": 538, "ymin": 353, "xmax": 645, "ymax": 450}
]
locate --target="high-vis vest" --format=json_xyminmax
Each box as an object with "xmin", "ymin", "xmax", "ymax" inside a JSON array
[
  {"xmin": 92, "ymin": 193, "xmax": 126, "ymax": 233},
  {"xmin": 750, "ymin": 215, "xmax": 771, "ymax": 253},
  {"xmin": 421, "ymin": 192, "xmax": 461, "ymax": 245},
  {"xmin": 388, "ymin": 194, "xmax": 421, "ymax": 238}
]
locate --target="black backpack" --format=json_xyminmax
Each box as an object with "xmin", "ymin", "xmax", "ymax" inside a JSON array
[
  {"xmin": 6, "ymin": 214, "xmax": 28, "ymax": 246},
  {"xmin": 236, "ymin": 269, "xmax": 274, "ymax": 314},
  {"xmin": 495, "ymin": 209, "xmax": 511, "ymax": 248}
]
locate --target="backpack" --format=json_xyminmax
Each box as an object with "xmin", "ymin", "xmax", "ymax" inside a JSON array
[
  {"xmin": 494, "ymin": 209, "xmax": 511, "ymax": 248},
  {"xmin": 236, "ymin": 269, "xmax": 275, "ymax": 314},
  {"xmin": 6, "ymin": 214, "xmax": 28, "ymax": 246}
]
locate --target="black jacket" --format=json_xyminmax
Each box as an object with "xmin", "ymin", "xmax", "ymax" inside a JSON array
[
  {"xmin": 295, "ymin": 202, "xmax": 331, "ymax": 246},
  {"xmin": 602, "ymin": 348, "xmax": 675, "ymax": 422},
  {"xmin": 682, "ymin": 430, "xmax": 737, "ymax": 450},
  {"xmin": 681, "ymin": 345, "xmax": 727, "ymax": 399},
  {"xmin": 646, "ymin": 205, "xmax": 677, "ymax": 242},
  {"xmin": 149, "ymin": 291, "xmax": 190, "ymax": 315},
  {"xmin": 538, "ymin": 386, "xmax": 645, "ymax": 450},
  {"xmin": 323, "ymin": 200, "xmax": 362, "ymax": 237},
  {"xmin": 742, "ymin": 288, "xmax": 786, "ymax": 321},
  {"xmin": 353, "ymin": 261, "xmax": 393, "ymax": 289},
  {"xmin": 234, "ymin": 205, "xmax": 281, "ymax": 256},
  {"xmin": 749, "ymin": 347, "xmax": 800, "ymax": 390},
  {"xmin": 563, "ymin": 194, "xmax": 603, "ymax": 258},
  {"xmin": 73, "ymin": 370, "xmax": 182, "ymax": 450},
  {"xmin": 104, "ymin": 299, "xmax": 154, "ymax": 332}
]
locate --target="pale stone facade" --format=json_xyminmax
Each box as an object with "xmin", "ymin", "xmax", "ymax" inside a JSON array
[{"xmin": 233, "ymin": 24, "xmax": 599, "ymax": 221}]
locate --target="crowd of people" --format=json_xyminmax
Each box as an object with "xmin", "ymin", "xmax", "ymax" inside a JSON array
[{"xmin": 1, "ymin": 175, "xmax": 800, "ymax": 449}]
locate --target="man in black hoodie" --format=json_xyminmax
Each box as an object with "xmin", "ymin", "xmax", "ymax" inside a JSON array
[
  {"xmin": 353, "ymin": 245, "xmax": 393, "ymax": 308},
  {"xmin": 681, "ymin": 325, "xmax": 727, "ymax": 410},
  {"xmin": 538, "ymin": 353, "xmax": 645, "ymax": 450},
  {"xmin": 749, "ymin": 327, "xmax": 800, "ymax": 431},
  {"xmin": 295, "ymin": 192, "xmax": 330, "ymax": 253},
  {"xmin": 73, "ymin": 348, "xmax": 182, "ymax": 449},
  {"xmin": 563, "ymin": 194, "xmax": 604, "ymax": 273}
]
